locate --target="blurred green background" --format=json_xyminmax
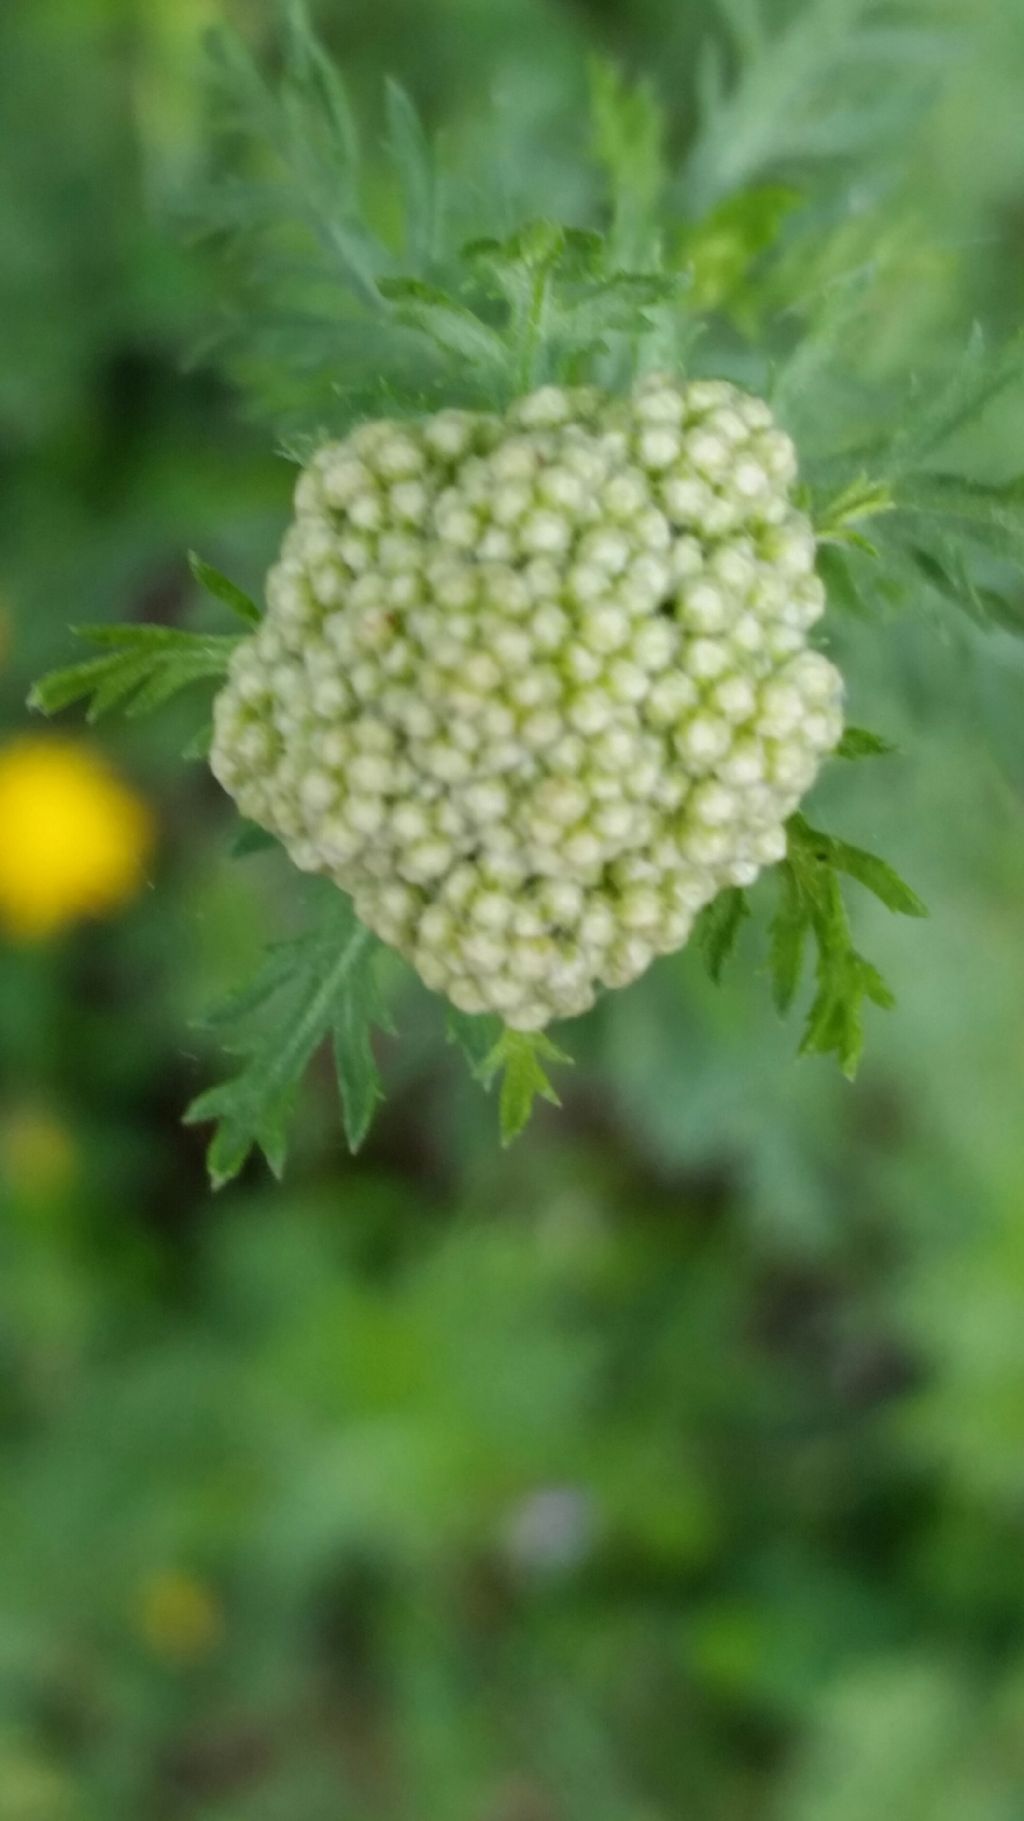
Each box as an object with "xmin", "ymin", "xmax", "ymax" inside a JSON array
[{"xmin": 2, "ymin": 1, "xmax": 1024, "ymax": 1815}]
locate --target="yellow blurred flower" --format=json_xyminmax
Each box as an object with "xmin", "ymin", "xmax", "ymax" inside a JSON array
[
  {"xmin": 0, "ymin": 737, "xmax": 154, "ymax": 940},
  {"xmin": 0, "ymin": 1104, "xmax": 78, "ymax": 1201},
  {"xmin": 135, "ymin": 1570, "xmax": 224, "ymax": 1666}
]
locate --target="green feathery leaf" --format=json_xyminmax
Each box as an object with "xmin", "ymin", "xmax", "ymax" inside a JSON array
[
  {"xmin": 770, "ymin": 859, "xmax": 809, "ymax": 1015},
  {"xmin": 803, "ymin": 325, "xmax": 1024, "ymax": 637},
  {"xmin": 332, "ymin": 947, "xmax": 396, "ymax": 1152},
  {"xmin": 771, "ymin": 816, "xmax": 925, "ymax": 1078},
  {"xmin": 680, "ymin": 184, "xmax": 800, "ymax": 318},
  {"xmin": 189, "ymin": 552, "xmax": 261, "ymax": 626},
  {"xmin": 684, "ymin": 0, "xmax": 946, "ymax": 215},
  {"xmin": 480, "ymin": 1029, "xmax": 572, "ymax": 1146},
  {"xmin": 384, "ymin": 78, "xmax": 441, "ymax": 274},
  {"xmin": 795, "ymin": 819, "xmax": 928, "ymax": 919},
  {"xmin": 696, "ymin": 887, "xmax": 751, "ymax": 982},
  {"xmin": 884, "ymin": 325, "xmax": 1024, "ymax": 475},
  {"xmin": 28, "ymin": 625, "xmax": 238, "ymax": 723},
  {"xmin": 377, "ymin": 277, "xmax": 508, "ymax": 368},
  {"xmin": 892, "ymin": 474, "xmax": 1024, "ymax": 571},
  {"xmin": 449, "ymin": 1014, "xmax": 571, "ymax": 1144},
  {"xmin": 588, "ymin": 58, "xmax": 665, "ymax": 266},
  {"xmin": 815, "ymin": 474, "xmax": 895, "ymax": 550},
  {"xmin": 185, "ymin": 894, "xmax": 386, "ymax": 1187},
  {"xmin": 800, "ymin": 887, "xmax": 895, "ymax": 1078}
]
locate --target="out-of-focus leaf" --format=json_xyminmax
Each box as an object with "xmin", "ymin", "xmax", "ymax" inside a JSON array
[
  {"xmin": 680, "ymin": 184, "xmax": 800, "ymax": 314},
  {"xmin": 230, "ymin": 822, "xmax": 279, "ymax": 858},
  {"xmin": 378, "ymin": 278, "xmax": 507, "ymax": 366},
  {"xmin": 836, "ymin": 727, "xmax": 898, "ymax": 761},
  {"xmin": 385, "ymin": 79, "xmax": 441, "ymax": 273},
  {"xmin": 589, "ymin": 58, "xmax": 665, "ymax": 264}
]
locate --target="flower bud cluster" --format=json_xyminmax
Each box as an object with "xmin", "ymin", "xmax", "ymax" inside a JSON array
[{"xmin": 211, "ymin": 376, "xmax": 843, "ymax": 1029}]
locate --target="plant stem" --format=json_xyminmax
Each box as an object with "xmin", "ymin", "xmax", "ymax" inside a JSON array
[{"xmin": 516, "ymin": 264, "xmax": 552, "ymax": 394}]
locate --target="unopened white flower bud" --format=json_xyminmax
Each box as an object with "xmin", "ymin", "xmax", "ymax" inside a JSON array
[{"xmin": 211, "ymin": 376, "xmax": 843, "ymax": 1027}]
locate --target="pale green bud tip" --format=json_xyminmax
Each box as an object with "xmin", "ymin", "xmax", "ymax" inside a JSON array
[{"xmin": 210, "ymin": 376, "xmax": 844, "ymax": 1029}]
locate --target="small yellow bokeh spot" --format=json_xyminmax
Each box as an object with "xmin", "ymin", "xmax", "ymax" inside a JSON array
[
  {"xmin": 0, "ymin": 736, "xmax": 154, "ymax": 941},
  {"xmin": 0, "ymin": 1104, "xmax": 78, "ymax": 1202},
  {"xmin": 135, "ymin": 1570, "xmax": 224, "ymax": 1667}
]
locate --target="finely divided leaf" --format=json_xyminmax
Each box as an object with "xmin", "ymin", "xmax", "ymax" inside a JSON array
[
  {"xmin": 589, "ymin": 58, "xmax": 666, "ymax": 265},
  {"xmin": 770, "ymin": 816, "xmax": 926, "ymax": 1078},
  {"xmin": 696, "ymin": 887, "xmax": 750, "ymax": 982},
  {"xmin": 683, "ymin": 0, "xmax": 944, "ymax": 214},
  {"xmin": 195, "ymin": 3, "xmax": 389, "ymax": 406},
  {"xmin": 893, "ymin": 474, "xmax": 1024, "ymax": 570},
  {"xmin": 815, "ymin": 474, "xmax": 894, "ymax": 549},
  {"xmin": 560, "ymin": 271, "xmax": 683, "ymax": 347},
  {"xmin": 378, "ymin": 278, "xmax": 507, "ymax": 367},
  {"xmin": 185, "ymin": 895, "xmax": 386, "ymax": 1186},
  {"xmin": 449, "ymin": 1016, "xmax": 571, "ymax": 1145},
  {"xmin": 333, "ymin": 956, "xmax": 395, "ymax": 1152},
  {"xmin": 29, "ymin": 625, "xmax": 238, "ymax": 722},
  {"xmin": 480, "ymin": 1029, "xmax": 572, "ymax": 1146},
  {"xmin": 801, "ymin": 911, "xmax": 895, "ymax": 1079},
  {"xmin": 792, "ymin": 817, "xmax": 928, "ymax": 919},
  {"xmin": 809, "ymin": 325, "xmax": 1024, "ymax": 638},
  {"xmin": 284, "ymin": 0, "xmax": 362, "ymax": 177},
  {"xmin": 769, "ymin": 861, "xmax": 808, "ymax": 1013},
  {"xmin": 681, "ymin": 184, "xmax": 800, "ymax": 317},
  {"xmin": 826, "ymin": 840, "xmax": 928, "ymax": 918},
  {"xmin": 385, "ymin": 79, "xmax": 441, "ymax": 273},
  {"xmin": 189, "ymin": 552, "xmax": 261, "ymax": 626},
  {"xmin": 885, "ymin": 326, "xmax": 1024, "ymax": 474}
]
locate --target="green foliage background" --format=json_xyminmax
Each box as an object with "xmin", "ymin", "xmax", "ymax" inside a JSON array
[{"xmin": 2, "ymin": 0, "xmax": 1024, "ymax": 1814}]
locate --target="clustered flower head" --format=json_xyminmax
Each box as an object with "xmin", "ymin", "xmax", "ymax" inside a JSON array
[{"xmin": 211, "ymin": 376, "xmax": 844, "ymax": 1029}]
